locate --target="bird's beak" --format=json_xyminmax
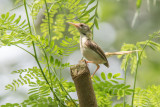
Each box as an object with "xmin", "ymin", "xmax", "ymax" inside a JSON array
[{"xmin": 68, "ymin": 22, "xmax": 80, "ymax": 28}]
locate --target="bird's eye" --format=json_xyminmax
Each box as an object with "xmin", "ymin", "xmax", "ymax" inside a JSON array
[{"xmin": 80, "ymin": 24, "xmax": 84, "ymax": 27}]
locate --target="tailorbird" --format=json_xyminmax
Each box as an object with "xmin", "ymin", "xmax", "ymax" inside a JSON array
[
  {"xmin": 69, "ymin": 22, "xmax": 109, "ymax": 78},
  {"xmin": 68, "ymin": 22, "xmax": 140, "ymax": 78}
]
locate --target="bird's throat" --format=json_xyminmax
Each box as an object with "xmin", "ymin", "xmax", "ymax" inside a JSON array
[
  {"xmin": 80, "ymin": 34, "xmax": 88, "ymax": 51},
  {"xmin": 80, "ymin": 32, "xmax": 92, "ymax": 39}
]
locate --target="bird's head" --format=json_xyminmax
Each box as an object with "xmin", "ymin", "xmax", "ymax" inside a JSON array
[{"xmin": 68, "ymin": 22, "xmax": 92, "ymax": 38}]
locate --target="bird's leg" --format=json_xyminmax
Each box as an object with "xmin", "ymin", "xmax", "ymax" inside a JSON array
[
  {"xmin": 86, "ymin": 61, "xmax": 94, "ymax": 66},
  {"xmin": 81, "ymin": 57, "xmax": 84, "ymax": 60},
  {"xmin": 91, "ymin": 64, "xmax": 100, "ymax": 78},
  {"xmin": 80, "ymin": 58, "xmax": 87, "ymax": 65},
  {"xmin": 86, "ymin": 61, "xmax": 94, "ymax": 63},
  {"xmin": 86, "ymin": 61, "xmax": 100, "ymax": 78}
]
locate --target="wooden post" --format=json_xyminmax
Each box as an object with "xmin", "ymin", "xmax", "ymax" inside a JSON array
[{"xmin": 70, "ymin": 60, "xmax": 98, "ymax": 107}]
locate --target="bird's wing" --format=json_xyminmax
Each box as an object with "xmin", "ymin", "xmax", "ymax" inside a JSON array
[{"xmin": 85, "ymin": 39, "xmax": 109, "ymax": 67}]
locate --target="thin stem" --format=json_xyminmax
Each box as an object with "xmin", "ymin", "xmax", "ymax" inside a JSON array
[
  {"xmin": 23, "ymin": 0, "xmax": 65, "ymax": 106},
  {"xmin": 38, "ymin": 47, "xmax": 77, "ymax": 106},
  {"xmin": 41, "ymin": 47, "xmax": 53, "ymax": 88},
  {"xmin": 30, "ymin": 8, "xmax": 54, "ymax": 93},
  {"xmin": 23, "ymin": 0, "xmax": 32, "ymax": 34},
  {"xmin": 32, "ymin": 18, "xmax": 37, "ymax": 35},
  {"xmin": 44, "ymin": 0, "xmax": 52, "ymax": 46},
  {"xmin": 32, "ymin": 42, "xmax": 57, "ymax": 98},
  {"xmin": 51, "ymin": 67, "xmax": 78, "ymax": 107},
  {"xmin": 90, "ymin": 0, "xmax": 98, "ymax": 40},
  {"xmin": 9, "ymin": 4, "xmax": 24, "ymax": 11},
  {"xmin": 32, "ymin": 42, "xmax": 66, "ymax": 107},
  {"xmin": 40, "ymin": 46, "xmax": 77, "ymax": 106},
  {"xmin": 60, "ymin": 57, "xmax": 62, "ymax": 79},
  {"xmin": 35, "ymin": 39, "xmax": 76, "ymax": 106},
  {"xmin": 131, "ymin": 10, "xmax": 139, "ymax": 28},
  {"xmin": 30, "ymin": 13, "xmax": 72, "ymax": 105},
  {"xmin": 14, "ymin": 44, "xmax": 35, "ymax": 57},
  {"xmin": 131, "ymin": 37, "xmax": 153, "ymax": 106},
  {"xmin": 123, "ymin": 57, "xmax": 128, "ymax": 107}
]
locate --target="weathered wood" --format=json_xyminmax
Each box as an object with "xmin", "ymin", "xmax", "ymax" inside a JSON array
[{"xmin": 70, "ymin": 60, "xmax": 98, "ymax": 107}]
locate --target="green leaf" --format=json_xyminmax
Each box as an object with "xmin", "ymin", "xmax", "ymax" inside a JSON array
[
  {"xmin": 110, "ymin": 80, "xmax": 118, "ymax": 84},
  {"xmin": 125, "ymin": 91, "xmax": 132, "ymax": 95},
  {"xmin": 136, "ymin": 0, "xmax": 142, "ymax": 9},
  {"xmin": 94, "ymin": 18, "xmax": 99, "ymax": 29},
  {"xmin": 85, "ymin": 15, "xmax": 95, "ymax": 24},
  {"xmin": 14, "ymin": 16, "xmax": 21, "ymax": 24},
  {"xmin": 122, "ymin": 85, "xmax": 130, "ymax": 89},
  {"xmin": 88, "ymin": 0, "xmax": 95, "ymax": 6},
  {"xmin": 52, "ymin": 45, "xmax": 58, "ymax": 53},
  {"xmin": 79, "ymin": 5, "xmax": 97, "ymax": 19},
  {"xmin": 101, "ymin": 72, "xmax": 106, "ymax": 80},
  {"xmin": 1, "ymin": 14, "xmax": 5, "ymax": 19},
  {"xmin": 117, "ymin": 90, "xmax": 124, "ymax": 99},
  {"xmin": 50, "ymin": 56, "xmax": 54, "ymax": 63},
  {"xmin": 18, "ymin": 79, "xmax": 24, "ymax": 85},
  {"xmin": 83, "ymin": 0, "xmax": 95, "ymax": 13},
  {"xmin": 94, "ymin": 75, "xmax": 101, "ymax": 81},
  {"xmin": 50, "ymin": 41, "xmax": 54, "ymax": 48},
  {"xmin": 148, "ymin": 44, "xmax": 156, "ymax": 51},
  {"xmin": 115, "ymin": 78, "xmax": 124, "ymax": 80},
  {"xmin": 26, "ymin": 74, "xmax": 33, "ymax": 79},
  {"xmin": 11, "ymin": 71, "xmax": 18, "ymax": 74},
  {"xmin": 55, "ymin": 59, "xmax": 59, "ymax": 66},
  {"xmin": 149, "ymin": 41, "xmax": 160, "ymax": 47},
  {"xmin": 8, "ymin": 14, "xmax": 16, "ymax": 22},
  {"xmin": 19, "ymin": 20, "xmax": 26, "ymax": 27},
  {"xmin": 5, "ymin": 12, "xmax": 9, "ymax": 20},
  {"xmin": 113, "ymin": 73, "xmax": 121, "ymax": 78},
  {"xmin": 107, "ymin": 73, "xmax": 112, "ymax": 79}
]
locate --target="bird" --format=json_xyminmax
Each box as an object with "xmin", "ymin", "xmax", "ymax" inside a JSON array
[
  {"xmin": 68, "ymin": 22, "xmax": 141, "ymax": 78},
  {"xmin": 68, "ymin": 22, "xmax": 109, "ymax": 78}
]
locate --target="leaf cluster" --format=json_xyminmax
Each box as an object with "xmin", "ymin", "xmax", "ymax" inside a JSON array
[
  {"xmin": 3, "ymin": 66, "xmax": 76, "ymax": 106},
  {"xmin": 0, "ymin": 12, "xmax": 30, "ymax": 46},
  {"xmin": 119, "ymin": 30, "xmax": 160, "ymax": 74},
  {"xmin": 0, "ymin": 0, "xmax": 100, "ymax": 106},
  {"xmin": 93, "ymin": 72, "xmax": 133, "ymax": 106},
  {"xmin": 1, "ymin": 0, "xmax": 160, "ymax": 106},
  {"xmin": 134, "ymin": 85, "xmax": 160, "ymax": 107}
]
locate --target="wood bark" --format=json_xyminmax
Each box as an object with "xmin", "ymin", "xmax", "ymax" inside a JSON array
[{"xmin": 70, "ymin": 60, "xmax": 98, "ymax": 107}]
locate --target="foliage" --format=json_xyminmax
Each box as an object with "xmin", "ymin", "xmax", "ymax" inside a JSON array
[
  {"xmin": 118, "ymin": 30, "xmax": 160, "ymax": 106},
  {"xmin": 0, "ymin": 12, "xmax": 31, "ymax": 46},
  {"xmin": 118, "ymin": 31, "xmax": 160, "ymax": 74},
  {"xmin": 3, "ymin": 66, "xmax": 76, "ymax": 106},
  {"xmin": 134, "ymin": 85, "xmax": 160, "ymax": 107},
  {"xmin": 1, "ymin": 0, "xmax": 160, "ymax": 106},
  {"xmin": 114, "ymin": 103, "xmax": 132, "ymax": 107},
  {"xmin": 0, "ymin": 0, "xmax": 99, "ymax": 106},
  {"xmin": 93, "ymin": 72, "xmax": 133, "ymax": 106}
]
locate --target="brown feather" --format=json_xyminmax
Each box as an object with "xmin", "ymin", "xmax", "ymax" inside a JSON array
[
  {"xmin": 104, "ymin": 63, "xmax": 109, "ymax": 67},
  {"xmin": 85, "ymin": 39, "xmax": 109, "ymax": 67}
]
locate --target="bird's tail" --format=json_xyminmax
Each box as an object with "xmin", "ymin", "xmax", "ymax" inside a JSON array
[
  {"xmin": 104, "ymin": 62, "xmax": 109, "ymax": 68},
  {"xmin": 105, "ymin": 50, "xmax": 141, "ymax": 58}
]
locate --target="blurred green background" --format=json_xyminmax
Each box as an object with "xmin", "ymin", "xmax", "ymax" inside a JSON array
[{"xmin": 0, "ymin": 0, "xmax": 160, "ymax": 105}]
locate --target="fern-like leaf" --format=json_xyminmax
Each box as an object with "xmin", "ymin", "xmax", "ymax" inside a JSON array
[{"xmin": 0, "ymin": 12, "xmax": 30, "ymax": 46}]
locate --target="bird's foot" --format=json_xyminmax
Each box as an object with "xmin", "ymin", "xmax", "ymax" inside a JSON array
[
  {"xmin": 81, "ymin": 57, "xmax": 84, "ymax": 60},
  {"xmin": 79, "ymin": 59, "xmax": 89, "ymax": 66},
  {"xmin": 80, "ymin": 59, "xmax": 86, "ymax": 63}
]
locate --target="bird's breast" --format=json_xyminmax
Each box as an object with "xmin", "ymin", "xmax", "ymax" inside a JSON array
[{"xmin": 80, "ymin": 36, "xmax": 106, "ymax": 64}]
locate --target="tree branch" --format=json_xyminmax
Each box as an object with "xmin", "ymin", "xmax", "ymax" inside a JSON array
[{"xmin": 70, "ymin": 60, "xmax": 98, "ymax": 107}]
